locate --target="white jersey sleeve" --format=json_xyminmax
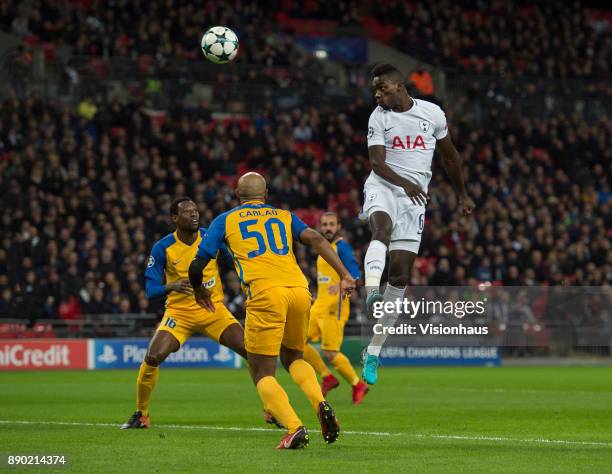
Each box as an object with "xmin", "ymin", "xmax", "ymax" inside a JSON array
[
  {"xmin": 367, "ymin": 107, "xmax": 385, "ymax": 147},
  {"xmin": 432, "ymin": 105, "xmax": 448, "ymax": 140}
]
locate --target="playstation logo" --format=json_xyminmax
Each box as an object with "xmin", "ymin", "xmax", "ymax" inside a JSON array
[
  {"xmin": 98, "ymin": 345, "xmax": 118, "ymax": 364},
  {"xmin": 213, "ymin": 346, "xmax": 233, "ymax": 363}
]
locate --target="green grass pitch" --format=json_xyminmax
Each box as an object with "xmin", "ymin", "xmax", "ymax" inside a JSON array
[{"xmin": 1, "ymin": 366, "xmax": 612, "ymax": 473}]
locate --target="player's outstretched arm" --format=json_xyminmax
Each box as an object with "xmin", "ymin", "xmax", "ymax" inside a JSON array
[
  {"xmin": 369, "ymin": 145, "xmax": 428, "ymax": 206},
  {"xmin": 337, "ymin": 240, "xmax": 362, "ymax": 280},
  {"xmin": 435, "ymin": 135, "xmax": 475, "ymax": 216},
  {"xmin": 300, "ymin": 228, "xmax": 356, "ymax": 297}
]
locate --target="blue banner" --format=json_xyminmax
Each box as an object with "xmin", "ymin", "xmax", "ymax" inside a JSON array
[
  {"xmin": 93, "ymin": 338, "xmax": 241, "ymax": 369},
  {"xmin": 379, "ymin": 346, "xmax": 501, "ymax": 366}
]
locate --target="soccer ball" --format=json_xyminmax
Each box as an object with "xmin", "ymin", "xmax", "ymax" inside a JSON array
[{"xmin": 201, "ymin": 26, "xmax": 239, "ymax": 64}]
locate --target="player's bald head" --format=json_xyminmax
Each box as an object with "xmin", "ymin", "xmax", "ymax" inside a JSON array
[{"xmin": 236, "ymin": 172, "xmax": 267, "ymax": 202}]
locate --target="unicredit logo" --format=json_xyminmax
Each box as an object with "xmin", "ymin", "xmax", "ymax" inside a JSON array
[{"xmin": 0, "ymin": 344, "xmax": 71, "ymax": 367}]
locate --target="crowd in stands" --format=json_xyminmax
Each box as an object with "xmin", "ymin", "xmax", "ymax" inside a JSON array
[
  {"xmin": 0, "ymin": 1, "xmax": 609, "ymax": 325},
  {"xmin": 380, "ymin": 1, "xmax": 611, "ymax": 80},
  {"xmin": 1, "ymin": 0, "xmax": 329, "ymax": 106},
  {"xmin": 0, "ymin": 85, "xmax": 609, "ymax": 322},
  {"xmin": 2, "ymin": 0, "xmax": 307, "ymax": 65},
  {"xmin": 3, "ymin": 1, "xmax": 609, "ymax": 81},
  {"xmin": 281, "ymin": 1, "xmax": 610, "ymax": 82},
  {"xmin": 2, "ymin": 0, "xmax": 609, "ymax": 116}
]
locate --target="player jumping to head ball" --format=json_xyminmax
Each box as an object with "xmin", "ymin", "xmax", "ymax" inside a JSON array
[{"xmin": 361, "ymin": 64, "xmax": 475, "ymax": 385}]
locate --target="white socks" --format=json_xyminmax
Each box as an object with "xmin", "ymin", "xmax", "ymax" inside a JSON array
[
  {"xmin": 367, "ymin": 284, "xmax": 406, "ymax": 356},
  {"xmin": 364, "ymin": 240, "xmax": 387, "ymax": 292}
]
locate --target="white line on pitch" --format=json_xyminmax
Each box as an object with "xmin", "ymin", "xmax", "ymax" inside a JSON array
[
  {"xmin": 0, "ymin": 420, "xmax": 396, "ymax": 437},
  {"xmin": 417, "ymin": 434, "xmax": 612, "ymax": 447},
  {"xmin": 404, "ymin": 386, "xmax": 612, "ymax": 397},
  {"xmin": 1, "ymin": 420, "xmax": 611, "ymax": 448}
]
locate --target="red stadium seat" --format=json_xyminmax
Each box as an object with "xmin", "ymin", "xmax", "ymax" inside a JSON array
[
  {"xmin": 362, "ymin": 17, "xmax": 396, "ymax": 43},
  {"xmin": 59, "ymin": 296, "xmax": 83, "ymax": 322},
  {"xmin": 22, "ymin": 35, "xmax": 39, "ymax": 47},
  {"xmin": 41, "ymin": 42, "xmax": 56, "ymax": 61}
]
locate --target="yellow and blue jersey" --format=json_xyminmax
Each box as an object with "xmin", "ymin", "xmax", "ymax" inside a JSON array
[
  {"xmin": 197, "ymin": 200, "xmax": 309, "ymax": 299},
  {"xmin": 315, "ymin": 238, "xmax": 361, "ymax": 300},
  {"xmin": 313, "ymin": 238, "xmax": 361, "ymax": 320},
  {"xmin": 145, "ymin": 228, "xmax": 225, "ymax": 313}
]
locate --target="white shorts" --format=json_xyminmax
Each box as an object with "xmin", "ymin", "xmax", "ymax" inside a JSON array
[{"xmin": 362, "ymin": 173, "xmax": 425, "ymax": 253}]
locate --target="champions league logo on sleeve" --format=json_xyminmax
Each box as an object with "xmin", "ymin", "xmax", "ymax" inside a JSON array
[
  {"xmin": 368, "ymin": 126, "xmax": 374, "ymax": 138},
  {"xmin": 147, "ymin": 256, "xmax": 155, "ymax": 268}
]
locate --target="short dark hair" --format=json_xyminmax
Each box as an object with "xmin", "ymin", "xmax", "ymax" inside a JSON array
[
  {"xmin": 320, "ymin": 211, "xmax": 338, "ymax": 222},
  {"xmin": 170, "ymin": 197, "xmax": 193, "ymax": 216},
  {"xmin": 371, "ymin": 63, "xmax": 403, "ymax": 82}
]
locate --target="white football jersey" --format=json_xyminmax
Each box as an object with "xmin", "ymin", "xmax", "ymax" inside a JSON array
[{"xmin": 366, "ymin": 98, "xmax": 448, "ymax": 192}]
